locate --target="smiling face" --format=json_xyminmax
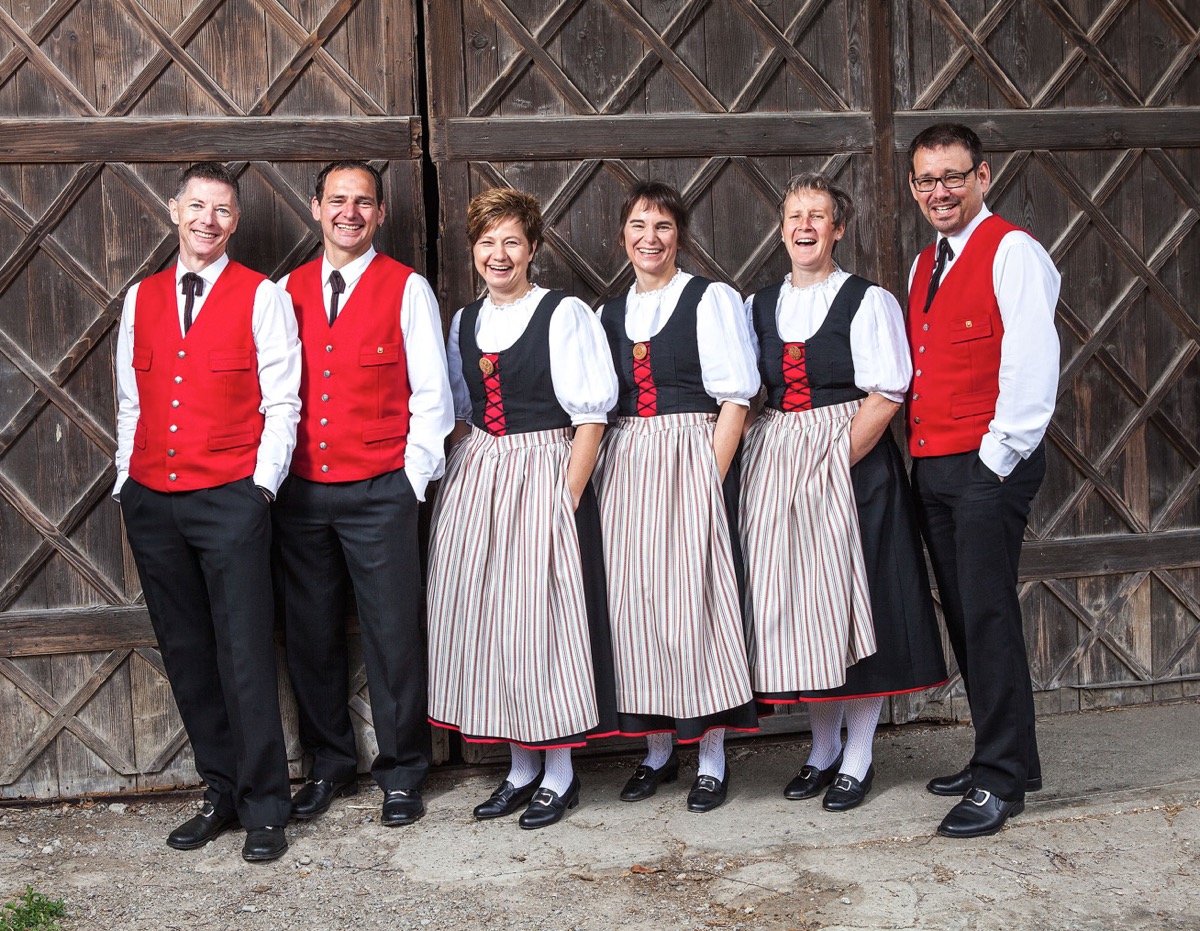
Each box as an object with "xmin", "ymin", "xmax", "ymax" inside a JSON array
[
  {"xmin": 622, "ymin": 199, "xmax": 680, "ymax": 290},
  {"xmin": 312, "ymin": 167, "xmax": 385, "ymax": 267},
  {"xmin": 472, "ymin": 216, "xmax": 536, "ymax": 303},
  {"xmin": 781, "ymin": 188, "xmax": 844, "ymax": 280},
  {"xmin": 910, "ymin": 143, "xmax": 990, "ymax": 237},
  {"xmin": 169, "ymin": 178, "xmax": 239, "ymax": 272}
]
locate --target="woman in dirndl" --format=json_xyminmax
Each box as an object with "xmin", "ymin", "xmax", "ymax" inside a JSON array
[
  {"xmin": 592, "ymin": 181, "xmax": 760, "ymax": 813},
  {"xmin": 740, "ymin": 172, "xmax": 947, "ymax": 811},
  {"xmin": 426, "ymin": 187, "xmax": 619, "ymax": 829}
]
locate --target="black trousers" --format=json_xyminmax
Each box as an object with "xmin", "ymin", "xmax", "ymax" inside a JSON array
[
  {"xmin": 273, "ymin": 468, "xmax": 431, "ymax": 792},
  {"xmin": 911, "ymin": 443, "xmax": 1046, "ymax": 801},
  {"xmin": 121, "ymin": 477, "xmax": 291, "ymax": 829}
]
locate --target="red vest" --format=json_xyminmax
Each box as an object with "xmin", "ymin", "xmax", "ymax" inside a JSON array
[
  {"xmin": 128, "ymin": 262, "xmax": 266, "ymax": 492},
  {"xmin": 286, "ymin": 254, "xmax": 414, "ymax": 482},
  {"xmin": 906, "ymin": 215, "xmax": 1021, "ymax": 457}
]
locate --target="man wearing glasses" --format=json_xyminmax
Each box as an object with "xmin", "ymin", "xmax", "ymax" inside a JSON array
[{"xmin": 904, "ymin": 124, "xmax": 1061, "ymax": 838}]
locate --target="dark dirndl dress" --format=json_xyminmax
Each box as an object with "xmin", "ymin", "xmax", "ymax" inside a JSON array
[
  {"xmin": 426, "ymin": 290, "xmax": 619, "ymax": 749},
  {"xmin": 749, "ymin": 275, "xmax": 948, "ymax": 703}
]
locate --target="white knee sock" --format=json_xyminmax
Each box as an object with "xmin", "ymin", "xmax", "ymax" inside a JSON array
[
  {"xmin": 840, "ymin": 696, "xmax": 884, "ymax": 781},
  {"xmin": 540, "ymin": 747, "xmax": 575, "ymax": 796},
  {"xmin": 697, "ymin": 728, "xmax": 726, "ymax": 780},
  {"xmin": 642, "ymin": 732, "xmax": 674, "ymax": 769},
  {"xmin": 505, "ymin": 744, "xmax": 541, "ymax": 789},
  {"xmin": 805, "ymin": 701, "xmax": 845, "ymax": 770}
]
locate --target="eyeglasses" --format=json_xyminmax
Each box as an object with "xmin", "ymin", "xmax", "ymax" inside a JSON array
[{"xmin": 911, "ymin": 165, "xmax": 978, "ymax": 193}]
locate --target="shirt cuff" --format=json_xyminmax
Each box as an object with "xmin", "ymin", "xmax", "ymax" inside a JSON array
[
  {"xmin": 253, "ymin": 465, "xmax": 286, "ymax": 496},
  {"xmin": 979, "ymin": 434, "xmax": 1022, "ymax": 478},
  {"xmin": 570, "ymin": 413, "xmax": 610, "ymax": 426},
  {"xmin": 112, "ymin": 472, "xmax": 128, "ymax": 502},
  {"xmin": 716, "ymin": 396, "xmax": 751, "ymax": 408},
  {"xmin": 406, "ymin": 471, "xmax": 431, "ymax": 503}
]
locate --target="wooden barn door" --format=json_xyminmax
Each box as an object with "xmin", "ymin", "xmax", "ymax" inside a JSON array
[
  {"xmin": 0, "ymin": 0, "xmax": 426, "ymax": 798},
  {"xmin": 889, "ymin": 0, "xmax": 1200, "ymax": 721},
  {"xmin": 424, "ymin": 0, "xmax": 1200, "ymax": 734}
]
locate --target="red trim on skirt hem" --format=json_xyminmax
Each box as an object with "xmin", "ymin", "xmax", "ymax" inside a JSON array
[
  {"xmin": 616, "ymin": 724, "xmax": 760, "ymax": 744},
  {"xmin": 429, "ymin": 717, "xmax": 618, "ymax": 750},
  {"xmin": 754, "ymin": 679, "xmax": 950, "ymax": 703}
]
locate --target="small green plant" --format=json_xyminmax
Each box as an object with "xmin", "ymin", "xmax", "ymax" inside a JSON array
[{"xmin": 0, "ymin": 887, "xmax": 66, "ymax": 931}]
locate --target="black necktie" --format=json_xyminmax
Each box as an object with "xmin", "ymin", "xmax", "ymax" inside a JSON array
[
  {"xmin": 181, "ymin": 273, "xmax": 204, "ymax": 333},
  {"xmin": 922, "ymin": 239, "xmax": 953, "ymax": 313},
  {"xmin": 328, "ymin": 270, "xmax": 346, "ymax": 324}
]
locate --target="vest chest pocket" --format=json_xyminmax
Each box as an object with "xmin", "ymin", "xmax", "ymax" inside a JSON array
[
  {"xmin": 948, "ymin": 316, "xmax": 994, "ymax": 344},
  {"xmin": 949, "ymin": 390, "xmax": 997, "ymax": 420},
  {"xmin": 132, "ymin": 347, "xmax": 153, "ymax": 371},
  {"xmin": 208, "ymin": 421, "xmax": 258, "ymax": 451},
  {"xmin": 209, "ymin": 349, "xmax": 254, "ymax": 371},
  {"xmin": 360, "ymin": 343, "xmax": 400, "ymax": 366}
]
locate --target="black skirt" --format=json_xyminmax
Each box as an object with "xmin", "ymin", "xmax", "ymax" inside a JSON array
[{"xmin": 759, "ymin": 431, "xmax": 948, "ymax": 703}]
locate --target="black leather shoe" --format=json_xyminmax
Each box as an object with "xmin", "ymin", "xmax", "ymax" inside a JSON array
[
  {"xmin": 783, "ymin": 751, "xmax": 844, "ymax": 800},
  {"xmin": 242, "ymin": 825, "xmax": 288, "ymax": 862},
  {"xmin": 381, "ymin": 788, "xmax": 425, "ymax": 827},
  {"xmin": 822, "ymin": 765, "xmax": 874, "ymax": 812},
  {"xmin": 166, "ymin": 802, "xmax": 237, "ymax": 850},
  {"xmin": 927, "ymin": 766, "xmax": 1043, "ymax": 797},
  {"xmin": 937, "ymin": 787, "xmax": 1025, "ymax": 838},
  {"xmin": 290, "ymin": 778, "xmax": 358, "ymax": 820},
  {"xmin": 518, "ymin": 777, "xmax": 580, "ymax": 830},
  {"xmin": 619, "ymin": 751, "xmax": 680, "ymax": 802},
  {"xmin": 686, "ymin": 772, "xmax": 730, "ymax": 813},
  {"xmin": 473, "ymin": 773, "xmax": 543, "ymax": 820}
]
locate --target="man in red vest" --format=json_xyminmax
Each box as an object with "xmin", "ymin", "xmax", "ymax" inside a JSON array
[
  {"xmin": 275, "ymin": 161, "xmax": 453, "ymax": 827},
  {"xmin": 905, "ymin": 124, "xmax": 1061, "ymax": 838},
  {"xmin": 114, "ymin": 162, "xmax": 301, "ymax": 862}
]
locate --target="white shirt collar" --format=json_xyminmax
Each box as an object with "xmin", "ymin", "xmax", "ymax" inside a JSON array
[
  {"xmin": 321, "ymin": 246, "xmax": 377, "ymax": 289},
  {"xmin": 176, "ymin": 252, "xmax": 229, "ymax": 288},
  {"xmin": 941, "ymin": 204, "xmax": 993, "ymax": 256}
]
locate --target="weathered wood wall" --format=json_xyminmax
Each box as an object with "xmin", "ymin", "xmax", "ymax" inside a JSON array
[
  {"xmin": 1, "ymin": 0, "xmax": 1197, "ymax": 798},
  {"xmin": 0, "ymin": 0, "xmax": 434, "ymax": 799}
]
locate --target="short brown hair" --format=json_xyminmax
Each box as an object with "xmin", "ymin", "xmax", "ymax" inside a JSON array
[
  {"xmin": 466, "ymin": 187, "xmax": 543, "ymax": 249},
  {"xmin": 618, "ymin": 180, "xmax": 691, "ymax": 251},
  {"xmin": 779, "ymin": 172, "xmax": 855, "ymax": 229},
  {"xmin": 174, "ymin": 162, "xmax": 240, "ymax": 209},
  {"xmin": 315, "ymin": 160, "xmax": 384, "ymax": 203},
  {"xmin": 908, "ymin": 123, "xmax": 983, "ymax": 173}
]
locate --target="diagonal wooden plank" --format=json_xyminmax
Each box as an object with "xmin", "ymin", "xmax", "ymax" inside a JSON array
[
  {"xmin": 478, "ymin": 0, "xmax": 596, "ymax": 114},
  {"xmin": 1153, "ymin": 569, "xmax": 1200, "ymax": 677},
  {"xmin": 1028, "ymin": 0, "xmax": 1131, "ymax": 109},
  {"xmin": 914, "ymin": 0, "xmax": 1019, "ymax": 110},
  {"xmin": 1035, "ymin": 0, "xmax": 1144, "ymax": 106},
  {"xmin": 106, "ymin": 0, "xmax": 226, "ymax": 116},
  {"xmin": 0, "ymin": 650, "xmax": 136, "ymax": 783},
  {"xmin": 728, "ymin": 0, "xmax": 829, "ymax": 112},
  {"xmin": 1041, "ymin": 420, "xmax": 1148, "ymax": 536},
  {"xmin": 1037, "ymin": 149, "xmax": 1200, "ymax": 344},
  {"xmin": 923, "ymin": 0, "xmax": 1029, "ymax": 109},
  {"xmin": 0, "ymin": 471, "xmax": 125, "ymax": 604},
  {"xmin": 604, "ymin": 0, "xmax": 724, "ymax": 113},
  {"xmin": 1042, "ymin": 574, "xmax": 1154, "ymax": 688},
  {"xmin": 115, "ymin": 0, "xmax": 242, "ymax": 116},
  {"xmin": 248, "ymin": 0, "xmax": 360, "ymax": 115},
  {"xmin": 0, "ymin": 5, "xmax": 101, "ymax": 115},
  {"xmin": 470, "ymin": 0, "xmax": 587, "ymax": 117},
  {"xmin": 0, "ymin": 469, "xmax": 117, "ymax": 612},
  {"xmin": 1154, "ymin": 464, "xmax": 1200, "ymax": 531},
  {"xmin": 602, "ymin": 0, "xmax": 711, "ymax": 115},
  {"xmin": 728, "ymin": 0, "xmax": 846, "ymax": 112},
  {"xmin": 0, "ymin": 0, "xmax": 81, "ymax": 86}
]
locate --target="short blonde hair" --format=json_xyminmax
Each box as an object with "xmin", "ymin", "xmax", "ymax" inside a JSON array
[
  {"xmin": 466, "ymin": 187, "xmax": 544, "ymax": 249},
  {"xmin": 779, "ymin": 172, "xmax": 855, "ymax": 229}
]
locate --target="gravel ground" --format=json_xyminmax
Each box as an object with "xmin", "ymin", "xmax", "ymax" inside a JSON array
[{"xmin": 2, "ymin": 705, "xmax": 1198, "ymax": 930}]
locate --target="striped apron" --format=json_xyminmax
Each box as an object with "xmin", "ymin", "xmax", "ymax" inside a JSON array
[
  {"xmin": 740, "ymin": 401, "xmax": 878, "ymax": 693},
  {"xmin": 426, "ymin": 425, "xmax": 600, "ymax": 745},
  {"xmin": 593, "ymin": 411, "xmax": 754, "ymax": 721}
]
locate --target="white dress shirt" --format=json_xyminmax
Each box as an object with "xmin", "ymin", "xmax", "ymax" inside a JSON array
[
  {"xmin": 600, "ymin": 271, "xmax": 760, "ymax": 406},
  {"xmin": 278, "ymin": 247, "xmax": 453, "ymax": 502},
  {"xmin": 743, "ymin": 269, "xmax": 913, "ymax": 403},
  {"xmin": 113, "ymin": 254, "xmax": 302, "ymax": 499},
  {"xmin": 447, "ymin": 286, "xmax": 618, "ymax": 426},
  {"xmin": 908, "ymin": 205, "xmax": 1061, "ymax": 477}
]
